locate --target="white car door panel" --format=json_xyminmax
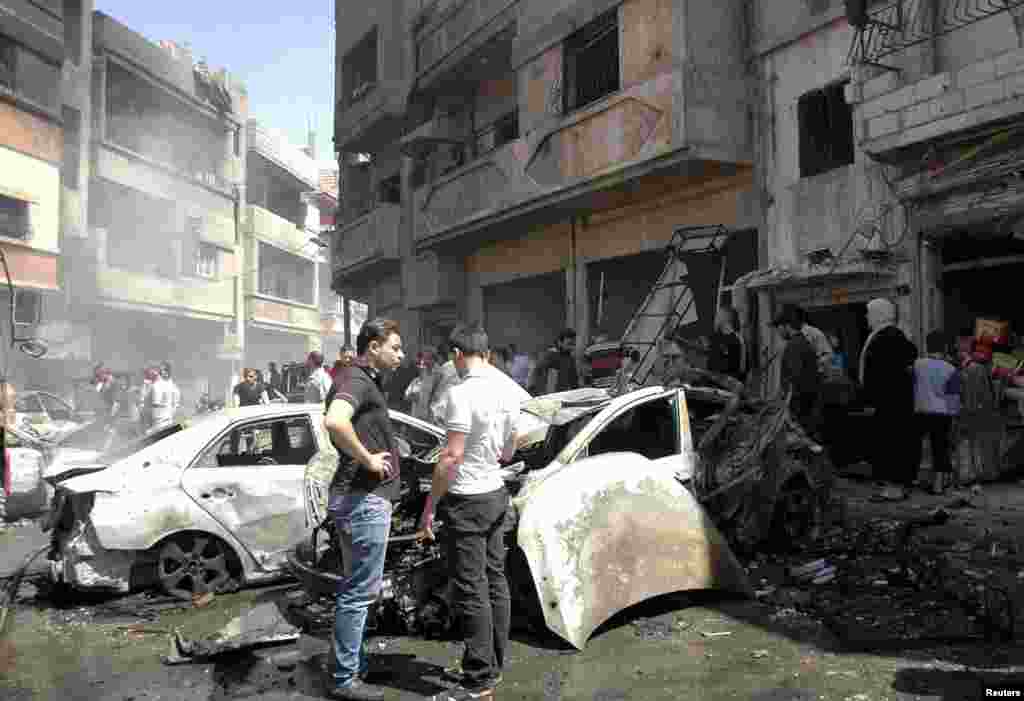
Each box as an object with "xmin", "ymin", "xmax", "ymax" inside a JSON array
[{"xmin": 181, "ymin": 415, "xmax": 317, "ymax": 570}]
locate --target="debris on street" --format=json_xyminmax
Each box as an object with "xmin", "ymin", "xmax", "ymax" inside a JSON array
[{"xmin": 161, "ymin": 602, "xmax": 299, "ymax": 664}]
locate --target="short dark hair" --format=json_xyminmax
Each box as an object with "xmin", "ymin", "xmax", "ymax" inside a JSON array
[
  {"xmin": 160, "ymin": 361, "xmax": 172, "ymax": 374},
  {"xmin": 341, "ymin": 344, "xmax": 354, "ymax": 353},
  {"xmin": 356, "ymin": 318, "xmax": 400, "ymax": 355},
  {"xmin": 557, "ymin": 328, "xmax": 577, "ymax": 343},
  {"xmin": 449, "ymin": 323, "xmax": 489, "ymax": 357},
  {"xmin": 926, "ymin": 330, "xmax": 948, "ymax": 355}
]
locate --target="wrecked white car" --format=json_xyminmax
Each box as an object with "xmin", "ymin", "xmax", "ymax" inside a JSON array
[
  {"xmin": 288, "ymin": 385, "xmax": 830, "ymax": 649},
  {"xmin": 43, "ymin": 403, "xmax": 446, "ymax": 599}
]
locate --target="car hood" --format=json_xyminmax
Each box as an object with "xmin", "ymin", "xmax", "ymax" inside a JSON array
[
  {"xmin": 49, "ymin": 454, "xmax": 185, "ymax": 494},
  {"xmin": 43, "ymin": 447, "xmax": 108, "ymax": 482}
]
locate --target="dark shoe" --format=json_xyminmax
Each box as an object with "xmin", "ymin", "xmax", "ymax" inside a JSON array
[
  {"xmin": 430, "ymin": 685, "xmax": 495, "ymax": 700},
  {"xmin": 328, "ymin": 679, "xmax": 386, "ymax": 701},
  {"xmin": 440, "ymin": 663, "xmax": 501, "ymax": 686},
  {"xmin": 359, "ymin": 667, "xmax": 393, "ymax": 684}
]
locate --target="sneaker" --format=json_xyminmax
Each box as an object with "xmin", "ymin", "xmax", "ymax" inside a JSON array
[
  {"xmin": 440, "ymin": 663, "xmax": 500, "ymax": 687},
  {"xmin": 430, "ymin": 685, "xmax": 495, "ymax": 701},
  {"xmin": 327, "ymin": 679, "xmax": 386, "ymax": 701}
]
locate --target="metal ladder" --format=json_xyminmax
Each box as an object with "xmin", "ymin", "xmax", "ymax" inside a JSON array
[{"xmin": 620, "ymin": 225, "xmax": 733, "ymax": 387}]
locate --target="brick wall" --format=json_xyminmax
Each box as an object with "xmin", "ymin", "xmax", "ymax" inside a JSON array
[{"xmin": 856, "ymin": 46, "xmax": 1024, "ymax": 151}]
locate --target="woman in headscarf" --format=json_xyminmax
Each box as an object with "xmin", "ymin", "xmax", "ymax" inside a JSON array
[{"xmin": 859, "ymin": 298, "xmax": 919, "ymax": 489}]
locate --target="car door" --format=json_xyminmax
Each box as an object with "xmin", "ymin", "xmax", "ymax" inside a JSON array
[
  {"xmin": 37, "ymin": 392, "xmax": 80, "ymax": 436},
  {"xmin": 553, "ymin": 390, "xmax": 697, "ymax": 480},
  {"xmin": 180, "ymin": 413, "xmax": 318, "ymax": 571},
  {"xmin": 14, "ymin": 394, "xmax": 47, "ymax": 430}
]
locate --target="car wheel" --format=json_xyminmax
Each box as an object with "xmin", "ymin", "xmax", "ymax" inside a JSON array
[{"xmin": 156, "ymin": 533, "xmax": 235, "ymax": 600}]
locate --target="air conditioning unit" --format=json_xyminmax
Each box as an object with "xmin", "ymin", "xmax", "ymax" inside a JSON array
[{"xmin": 13, "ymin": 290, "xmax": 41, "ymax": 326}]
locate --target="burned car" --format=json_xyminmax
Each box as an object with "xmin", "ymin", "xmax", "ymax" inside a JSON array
[{"xmin": 288, "ymin": 384, "xmax": 831, "ymax": 649}]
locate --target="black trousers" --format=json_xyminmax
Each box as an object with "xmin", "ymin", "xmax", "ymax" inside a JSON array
[
  {"xmin": 911, "ymin": 413, "xmax": 954, "ymax": 474},
  {"xmin": 444, "ymin": 486, "xmax": 511, "ymax": 689},
  {"xmin": 871, "ymin": 408, "xmax": 919, "ymax": 487}
]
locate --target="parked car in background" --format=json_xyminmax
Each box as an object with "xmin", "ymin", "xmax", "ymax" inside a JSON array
[
  {"xmin": 2, "ymin": 423, "xmax": 56, "ymax": 521},
  {"xmin": 14, "ymin": 391, "xmax": 85, "ymax": 441}
]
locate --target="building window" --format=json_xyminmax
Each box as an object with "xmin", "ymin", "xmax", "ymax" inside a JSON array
[
  {"xmin": 798, "ymin": 81, "xmax": 855, "ymax": 178},
  {"xmin": 563, "ymin": 9, "xmax": 620, "ymax": 113},
  {"xmin": 343, "ymin": 29, "xmax": 378, "ymax": 108},
  {"xmin": 194, "ymin": 242, "xmax": 218, "ymax": 278},
  {"xmin": 258, "ymin": 242, "xmax": 315, "ymax": 306},
  {"xmin": 62, "ymin": 107, "xmax": 81, "ymax": 190},
  {"xmin": 0, "ymin": 196, "xmax": 30, "ymax": 240},
  {"xmin": 378, "ymin": 175, "xmax": 401, "ymax": 204},
  {"xmin": 64, "ymin": 0, "xmax": 83, "ymax": 65},
  {"xmin": 0, "ymin": 36, "xmax": 14, "ymax": 90},
  {"xmin": 473, "ymin": 112, "xmax": 518, "ymax": 158}
]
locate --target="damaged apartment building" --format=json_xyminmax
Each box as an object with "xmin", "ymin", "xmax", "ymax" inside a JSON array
[
  {"xmin": 332, "ymin": 0, "xmax": 760, "ymax": 354},
  {"xmin": 244, "ymin": 119, "xmax": 342, "ymax": 372},
  {"xmin": 2, "ymin": 1, "xmax": 341, "ymax": 404},
  {"xmin": 0, "ymin": 0, "xmax": 68, "ymax": 388},
  {"xmin": 737, "ymin": 0, "xmax": 1024, "ymax": 400}
]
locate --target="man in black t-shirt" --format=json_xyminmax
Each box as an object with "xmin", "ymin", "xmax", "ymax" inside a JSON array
[
  {"xmin": 708, "ymin": 306, "xmax": 745, "ymax": 381},
  {"xmin": 323, "ymin": 318, "xmax": 405, "ymax": 701},
  {"xmin": 529, "ymin": 329, "xmax": 580, "ymax": 395},
  {"xmin": 233, "ymin": 368, "xmax": 267, "ymax": 407}
]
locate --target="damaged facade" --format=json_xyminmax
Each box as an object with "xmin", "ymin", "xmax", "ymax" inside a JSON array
[
  {"xmin": 0, "ymin": 1, "xmax": 347, "ymax": 407},
  {"xmin": 332, "ymin": 0, "xmax": 760, "ymax": 355},
  {"xmin": 739, "ymin": 0, "xmax": 1024, "ymax": 407},
  {"xmin": 0, "ymin": 0, "xmax": 67, "ymax": 387}
]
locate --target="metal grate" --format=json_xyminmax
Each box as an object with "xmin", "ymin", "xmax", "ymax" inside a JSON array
[{"xmin": 848, "ymin": 0, "xmax": 1024, "ymax": 69}]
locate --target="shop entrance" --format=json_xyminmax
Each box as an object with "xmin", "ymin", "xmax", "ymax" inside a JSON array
[
  {"xmin": 804, "ymin": 302, "xmax": 870, "ymax": 380},
  {"xmin": 484, "ymin": 272, "xmax": 566, "ymax": 355},
  {"xmin": 939, "ymin": 232, "xmax": 1024, "ymax": 340}
]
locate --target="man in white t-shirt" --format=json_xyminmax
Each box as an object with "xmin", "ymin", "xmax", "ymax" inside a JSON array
[
  {"xmin": 150, "ymin": 361, "xmax": 180, "ymax": 429},
  {"xmin": 418, "ymin": 324, "xmax": 518, "ymax": 700}
]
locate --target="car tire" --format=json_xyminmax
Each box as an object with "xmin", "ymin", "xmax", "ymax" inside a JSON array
[{"xmin": 155, "ymin": 532, "xmax": 238, "ymax": 600}]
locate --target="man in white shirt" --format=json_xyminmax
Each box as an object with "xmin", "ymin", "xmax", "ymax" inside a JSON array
[
  {"xmin": 418, "ymin": 324, "xmax": 518, "ymax": 701},
  {"xmin": 149, "ymin": 361, "xmax": 180, "ymax": 429},
  {"xmin": 304, "ymin": 350, "xmax": 333, "ymax": 404}
]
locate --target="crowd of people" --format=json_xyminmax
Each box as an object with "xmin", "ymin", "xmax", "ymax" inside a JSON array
[
  {"xmin": 92, "ymin": 361, "xmax": 182, "ymax": 438},
  {"xmin": 768, "ymin": 297, "xmax": 1005, "ymax": 496}
]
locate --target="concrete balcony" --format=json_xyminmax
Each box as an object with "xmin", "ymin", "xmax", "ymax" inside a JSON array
[
  {"xmin": 244, "ymin": 205, "xmax": 309, "ymax": 255},
  {"xmin": 335, "ymin": 81, "xmax": 411, "ymax": 154},
  {"xmin": 247, "ymin": 120, "xmax": 318, "ymax": 187},
  {"xmin": 247, "ymin": 295, "xmax": 321, "ymax": 334},
  {"xmin": 414, "ymin": 0, "xmax": 518, "ymax": 92},
  {"xmin": 97, "ymin": 266, "xmax": 235, "ymax": 320},
  {"xmin": 853, "ymin": 46, "xmax": 1024, "ymax": 161},
  {"xmin": 93, "ymin": 12, "xmax": 244, "ymax": 120},
  {"xmin": 333, "ymin": 203, "xmax": 402, "ymax": 278}
]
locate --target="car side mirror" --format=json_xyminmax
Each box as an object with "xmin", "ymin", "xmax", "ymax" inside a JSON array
[{"xmin": 394, "ymin": 436, "xmax": 412, "ymax": 460}]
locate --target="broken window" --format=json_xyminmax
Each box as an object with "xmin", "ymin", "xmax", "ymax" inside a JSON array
[
  {"xmin": 258, "ymin": 242, "xmax": 314, "ymax": 305},
  {"xmin": 63, "ymin": 107, "xmax": 81, "ymax": 190},
  {"xmin": 587, "ymin": 397, "xmax": 677, "ymax": 461},
  {"xmin": 378, "ymin": 174, "xmax": 401, "ymax": 204},
  {"xmin": 798, "ymin": 81, "xmax": 855, "ymax": 178},
  {"xmin": 343, "ymin": 28, "xmax": 378, "ymax": 108},
  {"xmin": 194, "ymin": 242, "xmax": 218, "ymax": 279},
  {"xmin": 0, "ymin": 195, "xmax": 31, "ymax": 240},
  {"xmin": 563, "ymin": 8, "xmax": 620, "ymax": 113},
  {"xmin": 202, "ymin": 417, "xmax": 317, "ymax": 468},
  {"xmin": 473, "ymin": 112, "xmax": 518, "ymax": 158}
]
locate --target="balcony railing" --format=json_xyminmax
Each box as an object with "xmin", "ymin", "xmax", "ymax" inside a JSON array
[
  {"xmin": 848, "ymin": 0, "xmax": 1024, "ymax": 69},
  {"xmin": 334, "ymin": 202, "xmax": 401, "ymax": 273}
]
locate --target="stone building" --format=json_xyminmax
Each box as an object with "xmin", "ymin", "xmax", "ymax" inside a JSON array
[
  {"xmin": 332, "ymin": 0, "xmax": 760, "ymax": 357},
  {"xmin": 741, "ymin": 0, "xmax": 1024, "ymax": 390}
]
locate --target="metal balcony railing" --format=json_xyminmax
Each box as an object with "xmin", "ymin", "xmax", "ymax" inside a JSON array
[{"xmin": 848, "ymin": 0, "xmax": 1024, "ymax": 70}]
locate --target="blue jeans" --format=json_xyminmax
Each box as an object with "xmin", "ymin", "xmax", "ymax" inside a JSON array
[{"xmin": 330, "ymin": 492, "xmax": 392, "ymax": 689}]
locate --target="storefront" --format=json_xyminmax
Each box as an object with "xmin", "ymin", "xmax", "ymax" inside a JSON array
[{"xmin": 483, "ymin": 272, "xmax": 566, "ymax": 355}]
